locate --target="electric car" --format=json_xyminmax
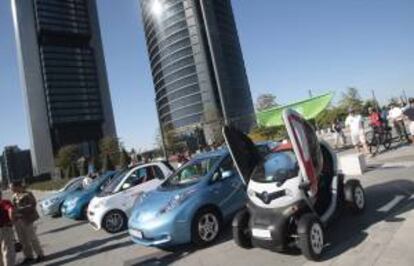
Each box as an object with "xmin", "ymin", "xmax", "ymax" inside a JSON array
[
  {"xmin": 61, "ymin": 171, "xmax": 118, "ymax": 220},
  {"xmin": 128, "ymin": 149, "xmax": 246, "ymax": 247},
  {"xmin": 223, "ymin": 109, "xmax": 366, "ymax": 261},
  {"xmin": 39, "ymin": 176, "xmax": 83, "ymax": 217},
  {"xmin": 87, "ymin": 162, "xmax": 173, "ymax": 233}
]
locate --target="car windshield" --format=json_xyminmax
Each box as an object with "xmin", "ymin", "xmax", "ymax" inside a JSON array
[
  {"xmin": 101, "ymin": 169, "xmax": 130, "ymax": 194},
  {"xmin": 251, "ymin": 151, "xmax": 299, "ymax": 183},
  {"xmin": 162, "ymin": 156, "xmax": 221, "ymax": 188},
  {"xmin": 64, "ymin": 179, "xmax": 81, "ymax": 191}
]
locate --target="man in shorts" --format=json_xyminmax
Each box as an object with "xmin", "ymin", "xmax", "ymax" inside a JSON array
[
  {"xmin": 403, "ymin": 98, "xmax": 414, "ymax": 144},
  {"xmin": 345, "ymin": 108, "xmax": 369, "ymax": 154}
]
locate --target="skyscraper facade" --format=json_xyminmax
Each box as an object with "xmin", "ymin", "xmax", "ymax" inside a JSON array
[
  {"xmin": 140, "ymin": 0, "xmax": 255, "ymax": 147},
  {"xmin": 0, "ymin": 146, "xmax": 33, "ymax": 187},
  {"xmin": 12, "ymin": 0, "xmax": 116, "ymax": 176}
]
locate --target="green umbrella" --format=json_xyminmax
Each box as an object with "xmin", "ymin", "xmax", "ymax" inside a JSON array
[{"xmin": 257, "ymin": 92, "xmax": 334, "ymax": 127}]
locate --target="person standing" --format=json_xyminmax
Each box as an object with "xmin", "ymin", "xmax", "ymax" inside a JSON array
[
  {"xmin": 10, "ymin": 182, "xmax": 44, "ymax": 264},
  {"xmin": 331, "ymin": 119, "xmax": 347, "ymax": 149},
  {"xmin": 345, "ymin": 108, "xmax": 369, "ymax": 154},
  {"xmin": 403, "ymin": 98, "xmax": 414, "ymax": 144},
  {"xmin": 0, "ymin": 191, "xmax": 15, "ymax": 266},
  {"xmin": 388, "ymin": 103, "xmax": 410, "ymax": 143}
]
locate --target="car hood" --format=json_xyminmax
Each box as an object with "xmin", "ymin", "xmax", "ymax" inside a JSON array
[
  {"xmin": 41, "ymin": 191, "xmax": 65, "ymax": 203},
  {"xmin": 130, "ymin": 183, "xmax": 202, "ymax": 223},
  {"xmin": 65, "ymin": 189, "xmax": 94, "ymax": 203}
]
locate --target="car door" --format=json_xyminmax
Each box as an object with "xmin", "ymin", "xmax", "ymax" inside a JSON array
[
  {"xmin": 222, "ymin": 126, "xmax": 263, "ymax": 186},
  {"xmin": 119, "ymin": 167, "xmax": 148, "ymax": 212},
  {"xmin": 138, "ymin": 165, "xmax": 164, "ymax": 192},
  {"xmin": 282, "ymin": 109, "xmax": 323, "ymax": 197},
  {"xmin": 209, "ymin": 156, "xmax": 247, "ymax": 218}
]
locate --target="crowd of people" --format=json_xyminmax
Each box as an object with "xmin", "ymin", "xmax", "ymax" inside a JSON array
[
  {"xmin": 332, "ymin": 98, "xmax": 414, "ymax": 155},
  {"xmin": 0, "ymin": 182, "xmax": 44, "ymax": 266}
]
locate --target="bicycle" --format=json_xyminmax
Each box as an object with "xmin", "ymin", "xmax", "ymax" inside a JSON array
[{"xmin": 365, "ymin": 126, "xmax": 393, "ymax": 155}]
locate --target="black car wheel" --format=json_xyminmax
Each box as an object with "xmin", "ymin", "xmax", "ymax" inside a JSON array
[
  {"xmin": 232, "ymin": 209, "xmax": 252, "ymax": 249},
  {"xmin": 297, "ymin": 214, "xmax": 324, "ymax": 261},
  {"xmin": 102, "ymin": 210, "xmax": 127, "ymax": 234},
  {"xmin": 191, "ymin": 207, "xmax": 222, "ymax": 246},
  {"xmin": 345, "ymin": 180, "xmax": 366, "ymax": 214}
]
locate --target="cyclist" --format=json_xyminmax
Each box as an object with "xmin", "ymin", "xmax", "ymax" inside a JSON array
[{"xmin": 368, "ymin": 107, "xmax": 385, "ymax": 134}]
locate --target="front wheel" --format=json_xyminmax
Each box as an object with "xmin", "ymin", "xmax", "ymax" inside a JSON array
[
  {"xmin": 232, "ymin": 209, "xmax": 252, "ymax": 249},
  {"xmin": 345, "ymin": 180, "xmax": 366, "ymax": 214},
  {"xmin": 102, "ymin": 210, "xmax": 127, "ymax": 234},
  {"xmin": 297, "ymin": 214, "xmax": 324, "ymax": 261},
  {"xmin": 192, "ymin": 208, "xmax": 222, "ymax": 246},
  {"xmin": 382, "ymin": 131, "xmax": 393, "ymax": 150}
]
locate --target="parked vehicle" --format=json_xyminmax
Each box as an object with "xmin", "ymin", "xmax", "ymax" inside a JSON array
[
  {"xmin": 128, "ymin": 149, "xmax": 246, "ymax": 247},
  {"xmin": 87, "ymin": 162, "xmax": 174, "ymax": 233},
  {"xmin": 39, "ymin": 176, "xmax": 84, "ymax": 217},
  {"xmin": 224, "ymin": 109, "xmax": 366, "ymax": 261},
  {"xmin": 61, "ymin": 171, "xmax": 118, "ymax": 220}
]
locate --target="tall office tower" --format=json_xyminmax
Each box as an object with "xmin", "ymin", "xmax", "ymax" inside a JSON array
[
  {"xmin": 140, "ymin": 0, "xmax": 255, "ymax": 148},
  {"xmin": 12, "ymin": 0, "xmax": 116, "ymax": 176}
]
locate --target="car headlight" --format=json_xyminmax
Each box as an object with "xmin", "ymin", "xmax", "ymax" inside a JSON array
[
  {"xmin": 159, "ymin": 189, "xmax": 197, "ymax": 215},
  {"xmin": 43, "ymin": 197, "xmax": 59, "ymax": 206},
  {"xmin": 66, "ymin": 198, "xmax": 78, "ymax": 208}
]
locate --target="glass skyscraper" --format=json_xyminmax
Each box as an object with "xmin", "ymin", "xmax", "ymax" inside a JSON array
[
  {"xmin": 12, "ymin": 0, "xmax": 116, "ymax": 176},
  {"xmin": 140, "ymin": 0, "xmax": 255, "ymax": 147}
]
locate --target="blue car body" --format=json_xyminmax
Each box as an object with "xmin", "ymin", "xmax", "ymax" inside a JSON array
[
  {"xmin": 128, "ymin": 149, "xmax": 247, "ymax": 247},
  {"xmin": 62, "ymin": 171, "xmax": 117, "ymax": 220},
  {"xmin": 39, "ymin": 177, "xmax": 83, "ymax": 216}
]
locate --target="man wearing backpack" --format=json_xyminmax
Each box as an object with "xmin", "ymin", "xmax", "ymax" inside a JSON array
[{"xmin": 11, "ymin": 182, "xmax": 44, "ymax": 264}]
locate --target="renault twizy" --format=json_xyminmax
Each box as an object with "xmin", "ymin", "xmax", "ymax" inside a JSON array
[{"xmin": 223, "ymin": 109, "xmax": 366, "ymax": 261}]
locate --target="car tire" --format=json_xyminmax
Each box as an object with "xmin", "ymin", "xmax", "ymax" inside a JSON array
[
  {"xmin": 297, "ymin": 213, "xmax": 324, "ymax": 261},
  {"xmin": 232, "ymin": 209, "xmax": 252, "ymax": 249},
  {"xmin": 102, "ymin": 210, "xmax": 127, "ymax": 234},
  {"xmin": 191, "ymin": 207, "xmax": 222, "ymax": 246},
  {"xmin": 345, "ymin": 180, "xmax": 366, "ymax": 214},
  {"xmin": 80, "ymin": 205, "xmax": 89, "ymax": 220}
]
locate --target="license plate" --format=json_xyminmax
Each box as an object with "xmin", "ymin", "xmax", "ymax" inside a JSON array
[
  {"xmin": 252, "ymin": 228, "xmax": 271, "ymax": 239},
  {"xmin": 129, "ymin": 229, "xmax": 143, "ymax": 239}
]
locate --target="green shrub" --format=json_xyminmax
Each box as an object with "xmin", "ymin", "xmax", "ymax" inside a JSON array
[{"xmin": 27, "ymin": 178, "xmax": 73, "ymax": 191}]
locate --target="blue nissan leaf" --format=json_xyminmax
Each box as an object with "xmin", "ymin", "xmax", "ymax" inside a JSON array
[
  {"xmin": 61, "ymin": 171, "xmax": 117, "ymax": 220},
  {"xmin": 128, "ymin": 149, "xmax": 246, "ymax": 247}
]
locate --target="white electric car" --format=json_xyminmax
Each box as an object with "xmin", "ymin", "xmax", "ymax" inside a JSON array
[
  {"xmin": 87, "ymin": 161, "xmax": 174, "ymax": 233},
  {"xmin": 223, "ymin": 109, "xmax": 366, "ymax": 261}
]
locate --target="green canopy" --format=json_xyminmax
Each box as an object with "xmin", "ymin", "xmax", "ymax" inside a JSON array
[{"xmin": 257, "ymin": 92, "xmax": 334, "ymax": 127}]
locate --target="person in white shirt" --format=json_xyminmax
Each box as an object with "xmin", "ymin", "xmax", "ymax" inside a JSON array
[
  {"xmin": 388, "ymin": 103, "xmax": 410, "ymax": 143},
  {"xmin": 345, "ymin": 108, "xmax": 369, "ymax": 154}
]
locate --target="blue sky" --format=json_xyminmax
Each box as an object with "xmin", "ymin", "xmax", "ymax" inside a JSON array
[{"xmin": 1, "ymin": 0, "xmax": 413, "ymax": 152}]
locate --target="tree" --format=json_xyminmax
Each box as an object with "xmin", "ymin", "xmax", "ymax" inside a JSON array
[
  {"xmin": 56, "ymin": 145, "xmax": 80, "ymax": 173},
  {"xmin": 99, "ymin": 137, "xmax": 120, "ymax": 170},
  {"xmin": 256, "ymin": 93, "xmax": 278, "ymax": 112},
  {"xmin": 315, "ymin": 106, "xmax": 347, "ymax": 128},
  {"xmin": 65, "ymin": 162, "xmax": 80, "ymax": 178},
  {"xmin": 119, "ymin": 148, "xmax": 131, "ymax": 169},
  {"xmin": 339, "ymin": 87, "xmax": 363, "ymax": 112},
  {"xmin": 102, "ymin": 154, "xmax": 115, "ymax": 172},
  {"xmin": 163, "ymin": 126, "xmax": 185, "ymax": 154},
  {"xmin": 249, "ymin": 126, "xmax": 287, "ymax": 142}
]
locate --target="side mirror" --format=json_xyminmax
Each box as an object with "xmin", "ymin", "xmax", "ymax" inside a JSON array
[
  {"xmin": 221, "ymin": 170, "xmax": 235, "ymax": 179},
  {"xmin": 122, "ymin": 183, "xmax": 131, "ymax": 190}
]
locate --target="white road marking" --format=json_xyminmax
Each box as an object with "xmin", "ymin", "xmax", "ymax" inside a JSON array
[{"xmin": 378, "ymin": 195, "xmax": 405, "ymax": 212}]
